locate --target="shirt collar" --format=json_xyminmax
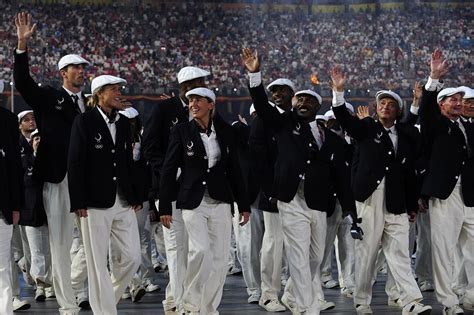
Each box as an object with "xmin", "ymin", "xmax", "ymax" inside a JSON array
[
  {"xmin": 97, "ymin": 106, "xmax": 120, "ymax": 124},
  {"xmin": 63, "ymin": 86, "xmax": 82, "ymax": 99}
]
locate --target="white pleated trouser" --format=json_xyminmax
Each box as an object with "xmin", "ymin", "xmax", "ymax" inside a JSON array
[
  {"xmin": 70, "ymin": 219, "xmax": 88, "ymax": 302},
  {"xmin": 321, "ymin": 200, "xmax": 355, "ymax": 290},
  {"xmin": 81, "ymin": 195, "xmax": 141, "ymax": 315},
  {"xmin": 43, "ymin": 177, "xmax": 79, "ymax": 314},
  {"xmin": 415, "ymin": 211, "xmax": 433, "ymax": 283},
  {"xmin": 0, "ymin": 219, "xmax": 13, "ymax": 315},
  {"xmin": 278, "ymin": 186, "xmax": 326, "ymax": 315},
  {"xmin": 157, "ymin": 200, "xmax": 189, "ymax": 311},
  {"xmin": 25, "ymin": 224, "xmax": 51, "ymax": 286},
  {"xmin": 150, "ymin": 222, "xmax": 167, "ymax": 267},
  {"xmin": 130, "ymin": 201, "xmax": 156, "ymax": 290},
  {"xmin": 452, "ymin": 245, "xmax": 468, "ymax": 297},
  {"xmin": 11, "ymin": 226, "xmax": 24, "ymax": 297},
  {"xmin": 245, "ymin": 206, "xmax": 264, "ymax": 296},
  {"xmin": 354, "ymin": 179, "xmax": 422, "ymax": 307},
  {"xmin": 430, "ymin": 179, "xmax": 474, "ymax": 308},
  {"xmin": 181, "ymin": 197, "xmax": 232, "ymax": 314},
  {"xmin": 260, "ymin": 211, "xmax": 284, "ymax": 301}
]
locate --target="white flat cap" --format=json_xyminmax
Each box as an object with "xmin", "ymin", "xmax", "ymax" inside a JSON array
[
  {"xmin": 119, "ymin": 107, "xmax": 139, "ymax": 119},
  {"xmin": 324, "ymin": 110, "xmax": 335, "ymax": 120},
  {"xmin": 58, "ymin": 54, "xmax": 90, "ymax": 70},
  {"xmin": 177, "ymin": 66, "xmax": 210, "ymax": 84},
  {"xmin": 437, "ymin": 87, "xmax": 465, "ymax": 103},
  {"xmin": 30, "ymin": 129, "xmax": 39, "ymax": 138},
  {"xmin": 376, "ymin": 90, "xmax": 403, "ymax": 110},
  {"xmin": 185, "ymin": 87, "xmax": 216, "ymax": 103},
  {"xmin": 458, "ymin": 86, "xmax": 474, "ymax": 99},
  {"xmin": 17, "ymin": 110, "xmax": 34, "ymax": 122},
  {"xmin": 91, "ymin": 75, "xmax": 127, "ymax": 95},
  {"xmin": 267, "ymin": 78, "xmax": 295, "ymax": 93},
  {"xmin": 249, "ymin": 104, "xmax": 256, "ymax": 116},
  {"xmin": 295, "ymin": 89, "xmax": 322, "ymax": 106},
  {"xmin": 316, "ymin": 114, "xmax": 328, "ymax": 122}
]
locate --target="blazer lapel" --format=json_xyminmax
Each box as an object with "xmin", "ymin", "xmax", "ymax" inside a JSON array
[
  {"xmin": 189, "ymin": 121, "xmax": 207, "ymax": 158},
  {"xmin": 92, "ymin": 108, "xmax": 115, "ymax": 147}
]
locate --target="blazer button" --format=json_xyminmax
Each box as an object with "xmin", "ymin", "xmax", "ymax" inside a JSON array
[
  {"xmin": 111, "ymin": 149, "xmax": 115, "ymax": 153},
  {"xmin": 385, "ymin": 167, "xmax": 389, "ymax": 171},
  {"xmin": 207, "ymin": 169, "xmax": 210, "ymax": 173},
  {"xmin": 202, "ymin": 181, "xmax": 206, "ymax": 185},
  {"xmin": 307, "ymin": 160, "xmax": 311, "ymax": 164},
  {"xmin": 308, "ymin": 143, "xmax": 312, "ymax": 147},
  {"xmin": 388, "ymin": 151, "xmax": 392, "ymax": 155},
  {"xmin": 463, "ymin": 146, "xmax": 467, "ymax": 149},
  {"xmin": 204, "ymin": 156, "xmax": 208, "ymax": 160},
  {"xmin": 455, "ymin": 176, "xmax": 459, "ymax": 180},
  {"xmin": 113, "ymin": 163, "xmax": 116, "ymax": 167},
  {"xmin": 377, "ymin": 180, "xmax": 381, "ymax": 184},
  {"xmin": 298, "ymin": 174, "xmax": 303, "ymax": 179},
  {"xmin": 113, "ymin": 177, "xmax": 117, "ymax": 181},
  {"xmin": 333, "ymin": 193, "xmax": 337, "ymax": 197},
  {"xmin": 462, "ymin": 161, "xmax": 465, "ymax": 165}
]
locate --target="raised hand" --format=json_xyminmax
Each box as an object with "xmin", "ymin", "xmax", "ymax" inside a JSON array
[
  {"xmin": 430, "ymin": 49, "xmax": 450, "ymax": 80},
  {"xmin": 356, "ymin": 105, "xmax": 370, "ymax": 119},
  {"xmin": 330, "ymin": 65, "xmax": 346, "ymax": 92},
  {"xmin": 413, "ymin": 81, "xmax": 423, "ymax": 100},
  {"xmin": 15, "ymin": 12, "xmax": 37, "ymax": 50},
  {"xmin": 241, "ymin": 48, "xmax": 260, "ymax": 73}
]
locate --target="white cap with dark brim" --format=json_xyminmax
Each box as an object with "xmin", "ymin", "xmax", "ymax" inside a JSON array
[
  {"xmin": 18, "ymin": 110, "xmax": 34, "ymax": 122},
  {"xmin": 91, "ymin": 75, "xmax": 127, "ymax": 95},
  {"xmin": 177, "ymin": 66, "xmax": 210, "ymax": 84},
  {"xmin": 376, "ymin": 90, "xmax": 404, "ymax": 110},
  {"xmin": 58, "ymin": 54, "xmax": 90, "ymax": 70},
  {"xmin": 30, "ymin": 129, "xmax": 39, "ymax": 138},
  {"xmin": 324, "ymin": 110, "xmax": 335, "ymax": 120},
  {"xmin": 458, "ymin": 86, "xmax": 474, "ymax": 99},
  {"xmin": 316, "ymin": 114, "xmax": 328, "ymax": 122},
  {"xmin": 437, "ymin": 87, "xmax": 465, "ymax": 103},
  {"xmin": 185, "ymin": 87, "xmax": 216, "ymax": 103},
  {"xmin": 266, "ymin": 78, "xmax": 295, "ymax": 93},
  {"xmin": 294, "ymin": 89, "xmax": 322, "ymax": 106},
  {"xmin": 119, "ymin": 107, "xmax": 139, "ymax": 119}
]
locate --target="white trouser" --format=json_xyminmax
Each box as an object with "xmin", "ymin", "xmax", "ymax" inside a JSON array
[
  {"xmin": 181, "ymin": 198, "xmax": 232, "ymax": 314},
  {"xmin": 261, "ymin": 211, "xmax": 284, "ymax": 300},
  {"xmin": 415, "ymin": 211, "xmax": 432, "ymax": 283},
  {"xmin": 321, "ymin": 201, "xmax": 355, "ymax": 290},
  {"xmin": 151, "ymin": 222, "xmax": 167, "ymax": 267},
  {"xmin": 278, "ymin": 186, "xmax": 326, "ymax": 315},
  {"xmin": 43, "ymin": 177, "xmax": 79, "ymax": 314},
  {"xmin": 70, "ymin": 219, "xmax": 88, "ymax": 301},
  {"xmin": 25, "ymin": 224, "xmax": 51, "ymax": 286},
  {"xmin": 11, "ymin": 226, "xmax": 23, "ymax": 297},
  {"xmin": 228, "ymin": 225, "xmax": 240, "ymax": 272},
  {"xmin": 81, "ymin": 195, "xmax": 141, "ymax": 315},
  {"xmin": 354, "ymin": 180, "xmax": 422, "ymax": 307},
  {"xmin": 158, "ymin": 200, "xmax": 189, "ymax": 311},
  {"xmin": 231, "ymin": 206, "xmax": 252, "ymax": 290},
  {"xmin": 12, "ymin": 225, "xmax": 30, "ymax": 277},
  {"xmin": 130, "ymin": 201, "xmax": 155, "ymax": 290},
  {"xmin": 245, "ymin": 206, "xmax": 264, "ymax": 296},
  {"xmin": 452, "ymin": 245, "xmax": 468, "ymax": 297},
  {"xmin": 0, "ymin": 219, "xmax": 13, "ymax": 315},
  {"xmin": 430, "ymin": 181, "xmax": 474, "ymax": 307}
]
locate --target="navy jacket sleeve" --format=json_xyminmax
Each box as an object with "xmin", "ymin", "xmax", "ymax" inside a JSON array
[{"xmin": 68, "ymin": 115, "xmax": 88, "ymax": 211}]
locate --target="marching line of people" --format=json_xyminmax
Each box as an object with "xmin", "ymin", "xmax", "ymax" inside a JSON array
[{"xmin": 0, "ymin": 11, "xmax": 473, "ymax": 315}]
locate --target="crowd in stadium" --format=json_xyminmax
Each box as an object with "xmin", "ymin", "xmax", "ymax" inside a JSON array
[{"xmin": 0, "ymin": 2, "xmax": 472, "ymax": 97}]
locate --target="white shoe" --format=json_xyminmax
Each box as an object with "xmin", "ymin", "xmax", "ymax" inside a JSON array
[
  {"xmin": 259, "ymin": 298, "xmax": 286, "ymax": 312},
  {"xmin": 419, "ymin": 281, "xmax": 434, "ymax": 292},
  {"xmin": 122, "ymin": 290, "xmax": 131, "ymax": 299},
  {"xmin": 319, "ymin": 299, "xmax": 335, "ymax": 311},
  {"xmin": 443, "ymin": 305, "xmax": 464, "ymax": 315},
  {"xmin": 13, "ymin": 297, "xmax": 31, "ymax": 311},
  {"xmin": 388, "ymin": 298, "xmax": 403, "ymax": 308},
  {"xmin": 340, "ymin": 287, "xmax": 353, "ymax": 298},
  {"xmin": 45, "ymin": 286, "xmax": 55, "ymax": 299},
  {"xmin": 144, "ymin": 281, "xmax": 160, "ymax": 293},
  {"xmin": 131, "ymin": 286, "xmax": 146, "ymax": 303},
  {"xmin": 402, "ymin": 301, "xmax": 432, "ymax": 314},
  {"xmin": 322, "ymin": 279, "xmax": 339, "ymax": 289},
  {"xmin": 248, "ymin": 293, "xmax": 260, "ymax": 304},
  {"xmin": 463, "ymin": 302, "xmax": 474, "ymax": 311},
  {"xmin": 281, "ymin": 294, "xmax": 301, "ymax": 315},
  {"xmin": 35, "ymin": 286, "xmax": 46, "ymax": 302},
  {"xmin": 356, "ymin": 304, "xmax": 373, "ymax": 314}
]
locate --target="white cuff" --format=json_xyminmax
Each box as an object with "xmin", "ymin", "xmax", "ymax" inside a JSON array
[
  {"xmin": 16, "ymin": 49, "xmax": 26, "ymax": 54},
  {"xmin": 332, "ymin": 90, "xmax": 345, "ymax": 107},
  {"xmin": 249, "ymin": 72, "xmax": 262, "ymax": 88},
  {"xmin": 410, "ymin": 104, "xmax": 419, "ymax": 115},
  {"xmin": 425, "ymin": 77, "xmax": 443, "ymax": 92}
]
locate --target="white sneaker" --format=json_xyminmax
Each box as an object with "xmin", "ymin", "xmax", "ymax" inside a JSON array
[
  {"xmin": 322, "ymin": 279, "xmax": 339, "ymax": 289},
  {"xmin": 247, "ymin": 293, "xmax": 260, "ymax": 304},
  {"xmin": 144, "ymin": 281, "xmax": 161, "ymax": 293},
  {"xmin": 402, "ymin": 301, "xmax": 432, "ymax": 314},
  {"xmin": 463, "ymin": 301, "xmax": 474, "ymax": 311},
  {"xmin": 356, "ymin": 304, "xmax": 373, "ymax": 314},
  {"xmin": 122, "ymin": 289, "xmax": 131, "ymax": 299},
  {"xmin": 131, "ymin": 286, "xmax": 146, "ymax": 303},
  {"xmin": 319, "ymin": 299, "xmax": 335, "ymax": 311},
  {"xmin": 281, "ymin": 294, "xmax": 301, "ymax": 315},
  {"xmin": 388, "ymin": 298, "xmax": 403, "ymax": 308},
  {"xmin": 340, "ymin": 287, "xmax": 353, "ymax": 298},
  {"xmin": 443, "ymin": 305, "xmax": 464, "ymax": 315},
  {"xmin": 45, "ymin": 286, "xmax": 55, "ymax": 299},
  {"xmin": 13, "ymin": 297, "xmax": 31, "ymax": 311},
  {"xmin": 419, "ymin": 281, "xmax": 434, "ymax": 292},
  {"xmin": 259, "ymin": 298, "xmax": 286, "ymax": 312},
  {"xmin": 35, "ymin": 286, "xmax": 46, "ymax": 302}
]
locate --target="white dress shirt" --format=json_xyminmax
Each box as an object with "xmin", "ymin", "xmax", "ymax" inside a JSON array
[
  {"xmin": 199, "ymin": 123, "xmax": 221, "ymax": 169},
  {"xmin": 97, "ymin": 107, "xmax": 119, "ymax": 144}
]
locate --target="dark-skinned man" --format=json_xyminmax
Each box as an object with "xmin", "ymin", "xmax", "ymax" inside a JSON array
[
  {"xmin": 418, "ymin": 49, "xmax": 474, "ymax": 315},
  {"xmin": 243, "ymin": 48, "xmax": 358, "ymax": 315},
  {"xmin": 330, "ymin": 66, "xmax": 431, "ymax": 315},
  {"xmin": 142, "ymin": 66, "xmax": 209, "ymax": 314},
  {"xmin": 13, "ymin": 13, "xmax": 93, "ymax": 314}
]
